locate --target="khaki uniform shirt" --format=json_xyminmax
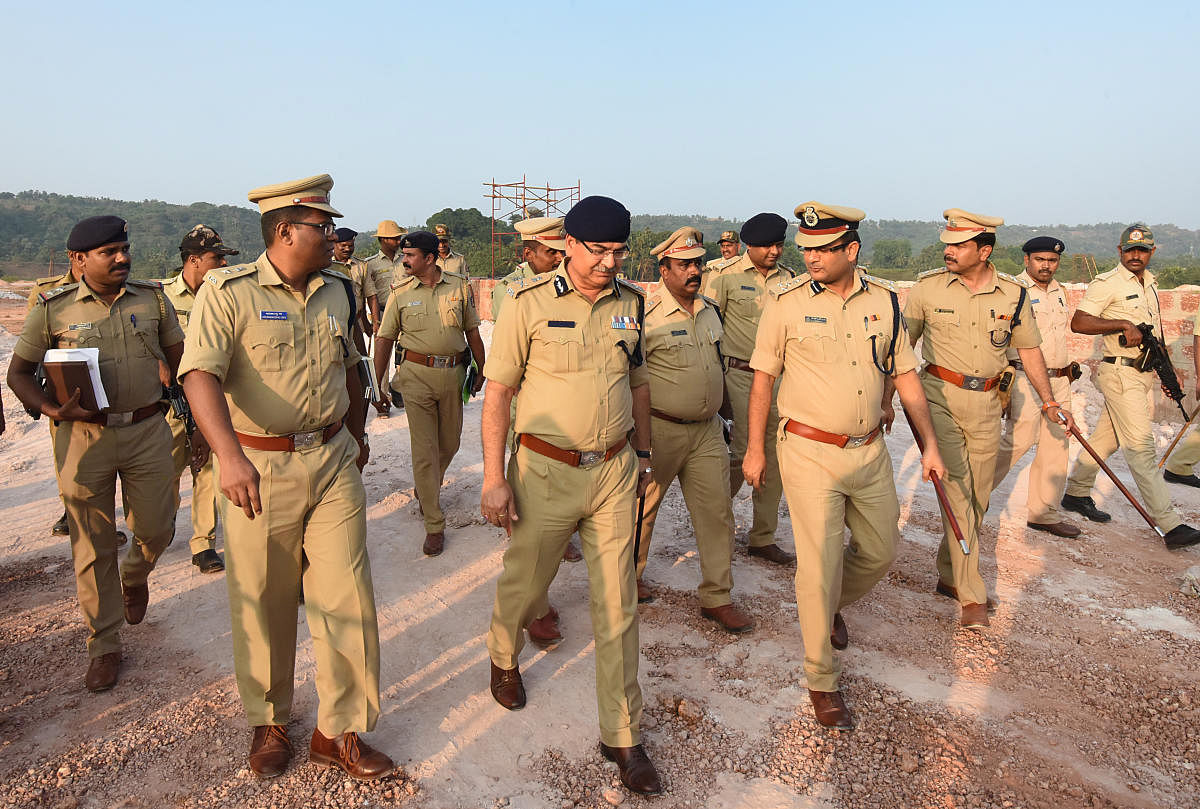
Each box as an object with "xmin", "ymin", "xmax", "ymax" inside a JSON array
[
  {"xmin": 705, "ymin": 254, "xmax": 796, "ymax": 361},
  {"xmin": 334, "ymin": 256, "xmax": 376, "ymax": 318},
  {"xmin": 1074, "ymin": 263, "xmax": 1163, "ymax": 360},
  {"xmin": 17, "ymin": 280, "xmax": 185, "ymax": 412},
  {"xmin": 177, "ymin": 252, "xmax": 361, "ymax": 437},
  {"xmin": 904, "ymin": 264, "xmax": 1042, "ymax": 379},
  {"xmin": 492, "ymin": 262, "xmax": 538, "ymax": 322},
  {"xmin": 1008, "ymin": 270, "xmax": 1070, "ymax": 369},
  {"xmin": 436, "ymin": 251, "xmax": 468, "ymax": 278},
  {"xmin": 378, "ymin": 270, "xmax": 481, "ymax": 356},
  {"xmin": 644, "ymin": 287, "xmax": 725, "ymax": 422},
  {"xmin": 26, "ymin": 272, "xmax": 73, "ymax": 311},
  {"xmin": 365, "ymin": 250, "xmax": 404, "ymax": 307},
  {"xmin": 161, "ymin": 273, "xmax": 200, "ymax": 332},
  {"xmin": 751, "ymin": 271, "xmax": 918, "ymax": 436},
  {"xmin": 484, "ymin": 263, "xmax": 649, "ymax": 451}
]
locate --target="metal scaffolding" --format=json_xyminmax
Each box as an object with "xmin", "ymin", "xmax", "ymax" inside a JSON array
[{"xmin": 483, "ymin": 177, "xmax": 580, "ymax": 278}]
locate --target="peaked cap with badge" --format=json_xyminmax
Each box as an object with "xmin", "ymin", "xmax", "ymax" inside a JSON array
[
  {"xmin": 514, "ymin": 216, "xmax": 567, "ymax": 250},
  {"xmin": 181, "ymin": 224, "xmax": 239, "ymax": 257},
  {"xmin": 939, "ymin": 208, "xmax": 1003, "ymax": 244},
  {"xmin": 247, "ymin": 173, "xmax": 342, "ymax": 217},
  {"xmin": 793, "ymin": 202, "xmax": 866, "ymax": 248},
  {"xmin": 67, "ymin": 215, "xmax": 130, "ymax": 252},
  {"xmin": 1022, "ymin": 236, "xmax": 1065, "ymax": 255},
  {"xmin": 1120, "ymin": 223, "xmax": 1155, "ymax": 250},
  {"xmin": 651, "ymin": 226, "xmax": 706, "ymax": 260}
]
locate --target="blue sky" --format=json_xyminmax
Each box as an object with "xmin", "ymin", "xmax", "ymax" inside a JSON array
[{"xmin": 6, "ymin": 1, "xmax": 1198, "ymax": 229}]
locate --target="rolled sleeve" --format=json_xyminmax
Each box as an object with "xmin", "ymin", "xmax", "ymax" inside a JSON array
[
  {"xmin": 482, "ymin": 294, "xmax": 527, "ymax": 389},
  {"xmin": 1074, "ymin": 279, "xmax": 1112, "ymax": 318},
  {"xmin": 749, "ymin": 295, "xmax": 785, "ymax": 377},
  {"xmin": 177, "ymin": 281, "xmax": 234, "ymax": 382},
  {"xmin": 891, "ymin": 329, "xmax": 919, "ymax": 376}
]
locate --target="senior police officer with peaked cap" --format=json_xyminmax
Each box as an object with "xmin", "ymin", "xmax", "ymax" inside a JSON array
[
  {"xmin": 991, "ymin": 236, "xmax": 1081, "ymax": 539},
  {"xmin": 179, "ymin": 174, "xmax": 392, "ymax": 780},
  {"xmin": 704, "ymin": 212, "xmax": 797, "ymax": 564},
  {"xmin": 636, "ymin": 226, "xmax": 753, "ymax": 631},
  {"xmin": 7, "ymin": 215, "xmax": 184, "ymax": 692},
  {"xmin": 481, "ymin": 195, "xmax": 663, "ymax": 796},
  {"xmin": 333, "ymin": 227, "xmax": 380, "ymax": 336},
  {"xmin": 905, "ymin": 209, "xmax": 1072, "ymax": 630}
]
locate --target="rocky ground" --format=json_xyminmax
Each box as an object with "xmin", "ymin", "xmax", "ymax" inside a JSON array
[{"xmin": 1, "ymin": 285, "xmax": 1198, "ymax": 809}]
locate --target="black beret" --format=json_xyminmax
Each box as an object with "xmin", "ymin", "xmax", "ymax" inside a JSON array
[
  {"xmin": 1022, "ymin": 236, "xmax": 1066, "ymax": 255},
  {"xmin": 740, "ymin": 212, "xmax": 788, "ymax": 246},
  {"xmin": 564, "ymin": 195, "xmax": 631, "ymax": 243},
  {"xmin": 400, "ymin": 230, "xmax": 439, "ymax": 253},
  {"xmin": 67, "ymin": 215, "xmax": 129, "ymax": 252},
  {"xmin": 333, "ymin": 227, "xmax": 358, "ymax": 242}
]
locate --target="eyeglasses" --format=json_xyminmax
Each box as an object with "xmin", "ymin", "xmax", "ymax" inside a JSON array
[
  {"xmin": 579, "ymin": 242, "xmax": 631, "ymax": 260},
  {"xmin": 803, "ymin": 242, "xmax": 851, "ymax": 257},
  {"xmin": 290, "ymin": 221, "xmax": 337, "ymax": 237}
]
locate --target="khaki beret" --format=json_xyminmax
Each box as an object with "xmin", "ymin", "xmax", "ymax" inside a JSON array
[
  {"xmin": 514, "ymin": 216, "xmax": 567, "ymax": 250},
  {"xmin": 651, "ymin": 227, "xmax": 706, "ymax": 260},
  {"xmin": 718, "ymin": 230, "xmax": 739, "ymax": 244},
  {"xmin": 793, "ymin": 201, "xmax": 866, "ymax": 248},
  {"xmin": 376, "ymin": 220, "xmax": 406, "ymax": 239},
  {"xmin": 247, "ymin": 173, "xmax": 342, "ymax": 217},
  {"xmin": 940, "ymin": 208, "xmax": 1003, "ymax": 244},
  {"xmin": 434, "ymin": 224, "xmax": 452, "ymax": 239}
]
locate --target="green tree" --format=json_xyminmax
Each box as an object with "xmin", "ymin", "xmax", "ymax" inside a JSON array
[{"xmin": 871, "ymin": 238, "xmax": 912, "ymax": 268}]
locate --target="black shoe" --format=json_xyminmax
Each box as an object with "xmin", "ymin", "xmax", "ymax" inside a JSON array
[
  {"xmin": 1164, "ymin": 524, "xmax": 1200, "ymax": 549},
  {"xmin": 1060, "ymin": 494, "xmax": 1111, "ymax": 523},
  {"xmin": 1164, "ymin": 470, "xmax": 1200, "ymax": 489},
  {"xmin": 52, "ymin": 512, "xmax": 69, "ymax": 536},
  {"xmin": 191, "ymin": 549, "xmax": 225, "ymax": 573}
]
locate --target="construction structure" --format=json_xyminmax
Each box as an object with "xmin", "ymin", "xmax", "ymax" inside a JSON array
[
  {"xmin": 1070, "ymin": 253, "xmax": 1099, "ymax": 281},
  {"xmin": 483, "ymin": 177, "xmax": 580, "ymax": 278}
]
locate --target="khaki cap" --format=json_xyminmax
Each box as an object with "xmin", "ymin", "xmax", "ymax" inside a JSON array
[
  {"xmin": 940, "ymin": 208, "xmax": 1003, "ymax": 244},
  {"xmin": 376, "ymin": 220, "xmax": 406, "ymax": 239},
  {"xmin": 793, "ymin": 201, "xmax": 866, "ymax": 248},
  {"xmin": 433, "ymin": 224, "xmax": 452, "ymax": 239},
  {"xmin": 1120, "ymin": 223, "xmax": 1155, "ymax": 250},
  {"xmin": 514, "ymin": 216, "xmax": 567, "ymax": 250},
  {"xmin": 651, "ymin": 226, "xmax": 706, "ymax": 260},
  {"xmin": 718, "ymin": 230, "xmax": 739, "ymax": 244},
  {"xmin": 247, "ymin": 173, "xmax": 342, "ymax": 217}
]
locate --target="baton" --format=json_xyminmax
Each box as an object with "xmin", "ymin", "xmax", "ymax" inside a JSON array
[
  {"xmin": 1158, "ymin": 406, "xmax": 1200, "ymax": 469},
  {"xmin": 633, "ymin": 492, "xmax": 646, "ymax": 568},
  {"xmin": 1056, "ymin": 412, "xmax": 1165, "ymax": 538},
  {"xmin": 902, "ymin": 408, "xmax": 970, "ymax": 556}
]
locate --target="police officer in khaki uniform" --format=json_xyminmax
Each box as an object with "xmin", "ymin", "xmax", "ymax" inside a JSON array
[
  {"xmin": 702, "ymin": 230, "xmax": 741, "ymax": 284},
  {"xmin": 745, "ymin": 202, "xmax": 945, "ymax": 729},
  {"xmin": 179, "ymin": 175, "xmax": 392, "ymax": 780},
  {"xmin": 705, "ymin": 213, "xmax": 797, "ymax": 564},
  {"xmin": 161, "ymin": 224, "xmax": 241, "ymax": 573},
  {"xmin": 1062, "ymin": 224, "xmax": 1200, "ymax": 548},
  {"xmin": 992, "ymin": 236, "xmax": 1080, "ymax": 538},
  {"xmin": 364, "ymin": 219, "xmax": 406, "ymax": 310},
  {"xmin": 634, "ymin": 226, "xmax": 752, "ymax": 632},
  {"xmin": 373, "ymin": 230, "xmax": 486, "ymax": 556},
  {"xmin": 481, "ymin": 196, "xmax": 662, "ymax": 796},
  {"xmin": 1163, "ymin": 306, "xmax": 1200, "ymax": 487},
  {"xmin": 905, "ymin": 209, "xmax": 1073, "ymax": 630},
  {"xmin": 433, "ymin": 223, "xmax": 469, "ymax": 276},
  {"xmin": 333, "ymin": 227, "xmax": 379, "ymax": 335},
  {"xmin": 8, "ymin": 215, "xmax": 184, "ymax": 692}
]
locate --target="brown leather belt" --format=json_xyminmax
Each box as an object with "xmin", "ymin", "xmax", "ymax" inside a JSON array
[
  {"xmin": 82, "ymin": 403, "xmax": 165, "ymax": 427},
  {"xmin": 925, "ymin": 364, "xmax": 1003, "ymax": 392},
  {"xmin": 651, "ymin": 408, "xmax": 706, "ymax": 425},
  {"xmin": 1102, "ymin": 356, "xmax": 1147, "ymax": 370},
  {"xmin": 518, "ymin": 434, "xmax": 628, "ymax": 467},
  {"xmin": 725, "ymin": 356, "xmax": 752, "ymax": 372},
  {"xmin": 236, "ymin": 420, "xmax": 344, "ymax": 452},
  {"xmin": 1010, "ymin": 359, "xmax": 1073, "ymax": 378},
  {"xmin": 784, "ymin": 419, "xmax": 882, "ymax": 449},
  {"xmin": 401, "ymin": 349, "xmax": 464, "ymax": 368}
]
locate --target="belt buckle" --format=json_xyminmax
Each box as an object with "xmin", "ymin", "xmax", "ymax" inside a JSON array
[
  {"xmin": 431, "ymin": 356, "xmax": 452, "ymax": 368},
  {"xmin": 105, "ymin": 412, "xmax": 133, "ymax": 427},
  {"xmin": 964, "ymin": 375, "xmax": 984, "ymax": 391},
  {"xmin": 578, "ymin": 450, "xmax": 604, "ymax": 468},
  {"xmin": 845, "ymin": 433, "xmax": 871, "ymax": 449},
  {"xmin": 292, "ymin": 429, "xmax": 322, "ymax": 449}
]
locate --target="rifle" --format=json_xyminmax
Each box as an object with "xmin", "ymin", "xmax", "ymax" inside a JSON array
[
  {"xmin": 1121, "ymin": 323, "xmax": 1190, "ymax": 421},
  {"xmin": 901, "ymin": 407, "xmax": 970, "ymax": 556},
  {"xmin": 165, "ymin": 384, "xmax": 209, "ymax": 475}
]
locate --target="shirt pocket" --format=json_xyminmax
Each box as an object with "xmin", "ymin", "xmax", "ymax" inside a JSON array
[
  {"xmin": 245, "ymin": 323, "xmax": 295, "ymax": 373},
  {"xmin": 727, "ymin": 286, "xmax": 760, "ymax": 318},
  {"xmin": 790, "ymin": 317, "xmax": 837, "ymax": 363},
  {"xmin": 53, "ymin": 325, "xmax": 87, "ymax": 349},
  {"xmin": 439, "ymin": 293, "xmax": 463, "ymax": 328},
  {"xmin": 610, "ymin": 328, "xmax": 641, "ymax": 371},
  {"xmin": 534, "ymin": 323, "xmax": 583, "ymax": 374},
  {"xmin": 927, "ymin": 307, "xmax": 960, "ymax": 340},
  {"xmin": 987, "ymin": 310, "xmax": 1014, "ymax": 347},
  {"xmin": 658, "ymin": 329, "xmax": 698, "ymax": 368}
]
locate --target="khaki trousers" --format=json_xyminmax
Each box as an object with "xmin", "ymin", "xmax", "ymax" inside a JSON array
[
  {"xmin": 217, "ymin": 428, "xmax": 380, "ymax": 736},
  {"xmin": 778, "ymin": 428, "xmax": 898, "ymax": 691},
  {"xmin": 486, "ymin": 444, "xmax": 643, "ymax": 748},
  {"xmin": 636, "ymin": 416, "xmax": 734, "ymax": 607},
  {"xmin": 168, "ymin": 414, "xmax": 218, "ymax": 554},
  {"xmin": 54, "ymin": 414, "xmax": 176, "ymax": 657},
  {"xmin": 1164, "ymin": 420, "xmax": 1200, "ymax": 477},
  {"xmin": 993, "ymin": 375, "xmax": 1073, "ymax": 523},
  {"xmin": 1065, "ymin": 364, "xmax": 1182, "ymax": 532},
  {"xmin": 922, "ymin": 377, "xmax": 1000, "ymax": 606},
  {"xmin": 725, "ymin": 367, "xmax": 783, "ymax": 547},
  {"xmin": 393, "ymin": 360, "xmax": 465, "ymax": 533}
]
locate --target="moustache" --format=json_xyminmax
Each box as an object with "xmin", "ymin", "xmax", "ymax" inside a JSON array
[
  {"xmin": 114, "ymin": 263, "xmax": 131, "ymax": 272},
  {"xmin": 685, "ymin": 275, "xmax": 701, "ymax": 285}
]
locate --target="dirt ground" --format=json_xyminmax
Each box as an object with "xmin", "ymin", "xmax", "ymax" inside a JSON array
[{"xmin": 1, "ymin": 284, "xmax": 1199, "ymax": 809}]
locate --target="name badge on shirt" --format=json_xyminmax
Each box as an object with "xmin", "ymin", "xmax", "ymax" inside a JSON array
[
  {"xmin": 740, "ymin": 285, "xmax": 756, "ymax": 291},
  {"xmin": 1032, "ymin": 298, "xmax": 1041, "ymax": 304},
  {"xmin": 804, "ymin": 316, "xmax": 827, "ymax": 323},
  {"xmin": 547, "ymin": 320, "xmax": 575, "ymax": 328},
  {"xmin": 934, "ymin": 308, "xmax": 955, "ymax": 314},
  {"xmin": 407, "ymin": 300, "xmax": 422, "ymax": 306},
  {"xmin": 260, "ymin": 310, "xmax": 288, "ymax": 321},
  {"xmin": 69, "ymin": 322, "xmax": 93, "ymax": 330},
  {"xmin": 1125, "ymin": 294, "xmax": 1140, "ymax": 300},
  {"xmin": 670, "ymin": 329, "xmax": 688, "ymax": 336},
  {"xmin": 611, "ymin": 316, "xmax": 639, "ymax": 330}
]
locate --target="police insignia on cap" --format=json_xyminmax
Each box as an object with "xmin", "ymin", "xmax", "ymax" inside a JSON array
[
  {"xmin": 947, "ymin": 217, "xmax": 957, "ymax": 228},
  {"xmin": 802, "ymin": 206, "xmax": 819, "ymax": 228},
  {"xmin": 1130, "ymin": 230, "xmax": 1143, "ymax": 241}
]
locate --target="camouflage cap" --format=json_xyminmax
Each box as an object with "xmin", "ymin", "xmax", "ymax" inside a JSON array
[
  {"xmin": 180, "ymin": 224, "xmax": 239, "ymax": 257},
  {"xmin": 718, "ymin": 230, "xmax": 739, "ymax": 244},
  {"xmin": 434, "ymin": 223, "xmax": 452, "ymax": 240},
  {"xmin": 1120, "ymin": 223, "xmax": 1154, "ymax": 250}
]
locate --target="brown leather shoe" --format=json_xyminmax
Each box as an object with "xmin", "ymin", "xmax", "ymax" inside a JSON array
[
  {"xmin": 249, "ymin": 724, "xmax": 292, "ymax": 779},
  {"xmin": 809, "ymin": 689, "xmax": 854, "ymax": 730},
  {"xmin": 636, "ymin": 578, "xmax": 654, "ymax": 604},
  {"xmin": 830, "ymin": 612, "xmax": 848, "ymax": 650},
  {"xmin": 562, "ymin": 541, "xmax": 582, "ymax": 562},
  {"xmin": 123, "ymin": 583, "xmax": 149, "ymax": 625},
  {"xmin": 489, "ymin": 661, "xmax": 526, "ymax": 710},
  {"xmin": 85, "ymin": 651, "xmax": 120, "ymax": 692},
  {"xmin": 527, "ymin": 605, "xmax": 562, "ymax": 646},
  {"xmin": 1027, "ymin": 520, "xmax": 1081, "ymax": 538},
  {"xmin": 599, "ymin": 742, "xmax": 663, "ymax": 796},
  {"xmin": 422, "ymin": 531, "xmax": 445, "ymax": 556},
  {"xmin": 309, "ymin": 730, "xmax": 393, "ymax": 781},
  {"xmin": 935, "ymin": 579, "xmax": 996, "ymax": 613},
  {"xmin": 700, "ymin": 603, "xmax": 755, "ymax": 634},
  {"xmin": 960, "ymin": 602, "xmax": 990, "ymax": 629},
  {"xmin": 748, "ymin": 543, "xmax": 795, "ymax": 565}
]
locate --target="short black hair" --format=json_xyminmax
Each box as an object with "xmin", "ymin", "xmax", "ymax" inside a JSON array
[
  {"xmin": 261, "ymin": 205, "xmax": 310, "ymax": 246},
  {"xmin": 970, "ymin": 233, "xmax": 996, "ymax": 249}
]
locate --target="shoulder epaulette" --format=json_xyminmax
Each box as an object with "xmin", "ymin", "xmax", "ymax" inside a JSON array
[
  {"xmin": 616, "ymin": 277, "xmax": 645, "ymax": 296},
  {"xmin": 320, "ymin": 266, "xmax": 351, "ymax": 282},
  {"xmin": 644, "ymin": 297, "xmax": 663, "ymax": 316},
  {"xmin": 771, "ymin": 276, "xmax": 807, "ymax": 298},
  {"xmin": 204, "ymin": 264, "xmax": 257, "ymax": 287},
  {"xmin": 1092, "ymin": 268, "xmax": 1118, "ymax": 282},
  {"xmin": 917, "ymin": 267, "xmax": 949, "ymax": 281},
  {"xmin": 507, "ymin": 272, "xmax": 554, "ymax": 297},
  {"xmin": 127, "ymin": 279, "xmax": 163, "ymax": 289},
  {"xmin": 997, "ymin": 272, "xmax": 1030, "ymax": 289},
  {"xmin": 38, "ymin": 283, "xmax": 78, "ymax": 304},
  {"xmin": 863, "ymin": 274, "xmax": 897, "ymax": 293},
  {"xmin": 391, "ymin": 274, "xmax": 419, "ymax": 291},
  {"xmin": 443, "ymin": 269, "xmax": 468, "ymax": 281}
]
